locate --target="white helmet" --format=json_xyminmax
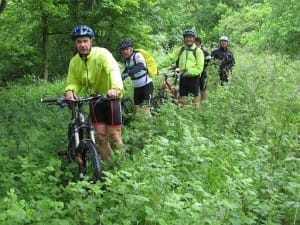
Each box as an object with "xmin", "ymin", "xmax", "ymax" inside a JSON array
[{"xmin": 220, "ymin": 35, "xmax": 229, "ymax": 41}]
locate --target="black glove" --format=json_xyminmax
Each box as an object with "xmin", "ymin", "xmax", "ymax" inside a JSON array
[{"xmin": 121, "ymin": 73, "xmax": 129, "ymax": 81}]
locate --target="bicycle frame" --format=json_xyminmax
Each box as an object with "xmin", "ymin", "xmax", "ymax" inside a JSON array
[
  {"xmin": 68, "ymin": 99, "xmax": 95, "ymax": 149},
  {"xmin": 160, "ymin": 68, "xmax": 180, "ymax": 99},
  {"xmin": 41, "ymin": 94, "xmax": 110, "ymax": 181}
]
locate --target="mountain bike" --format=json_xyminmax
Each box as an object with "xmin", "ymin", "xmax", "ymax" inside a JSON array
[
  {"xmin": 151, "ymin": 68, "xmax": 180, "ymax": 109},
  {"xmin": 41, "ymin": 94, "xmax": 110, "ymax": 183}
]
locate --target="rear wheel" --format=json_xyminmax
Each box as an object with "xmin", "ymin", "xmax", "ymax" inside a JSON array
[{"xmin": 80, "ymin": 140, "xmax": 102, "ymax": 182}]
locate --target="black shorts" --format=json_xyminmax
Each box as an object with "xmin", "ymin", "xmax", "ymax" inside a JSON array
[
  {"xmin": 199, "ymin": 71, "xmax": 207, "ymax": 91},
  {"xmin": 89, "ymin": 99, "xmax": 122, "ymax": 126},
  {"xmin": 134, "ymin": 82, "xmax": 153, "ymax": 105},
  {"xmin": 179, "ymin": 76, "xmax": 200, "ymax": 97}
]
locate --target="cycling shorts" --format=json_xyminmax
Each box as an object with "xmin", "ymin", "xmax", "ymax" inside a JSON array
[
  {"xmin": 89, "ymin": 99, "xmax": 122, "ymax": 126},
  {"xmin": 179, "ymin": 76, "xmax": 200, "ymax": 97},
  {"xmin": 134, "ymin": 82, "xmax": 153, "ymax": 105}
]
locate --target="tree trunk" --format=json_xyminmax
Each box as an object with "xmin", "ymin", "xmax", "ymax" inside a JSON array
[
  {"xmin": 42, "ymin": 14, "xmax": 49, "ymax": 80},
  {"xmin": 0, "ymin": 0, "xmax": 7, "ymax": 14}
]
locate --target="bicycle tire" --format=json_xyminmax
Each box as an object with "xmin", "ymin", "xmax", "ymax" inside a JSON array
[{"xmin": 80, "ymin": 140, "xmax": 103, "ymax": 182}]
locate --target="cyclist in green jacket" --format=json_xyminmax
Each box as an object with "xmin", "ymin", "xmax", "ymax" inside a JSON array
[
  {"xmin": 65, "ymin": 25, "xmax": 124, "ymax": 160},
  {"xmin": 159, "ymin": 29, "xmax": 204, "ymax": 106}
]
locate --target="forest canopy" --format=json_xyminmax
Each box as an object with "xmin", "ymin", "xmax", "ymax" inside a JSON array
[{"xmin": 0, "ymin": 0, "xmax": 299, "ymax": 84}]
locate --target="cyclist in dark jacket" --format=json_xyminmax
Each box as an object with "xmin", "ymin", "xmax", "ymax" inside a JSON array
[
  {"xmin": 195, "ymin": 36, "xmax": 211, "ymax": 100},
  {"xmin": 211, "ymin": 36, "xmax": 235, "ymax": 85}
]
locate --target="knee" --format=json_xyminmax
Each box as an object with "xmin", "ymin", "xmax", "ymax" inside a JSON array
[{"xmin": 96, "ymin": 131, "xmax": 108, "ymax": 145}]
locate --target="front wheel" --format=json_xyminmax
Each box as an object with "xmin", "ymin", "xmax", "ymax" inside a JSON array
[{"xmin": 80, "ymin": 140, "xmax": 103, "ymax": 182}]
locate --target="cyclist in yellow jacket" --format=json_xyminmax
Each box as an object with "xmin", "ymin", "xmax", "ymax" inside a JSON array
[
  {"xmin": 65, "ymin": 25, "xmax": 124, "ymax": 160},
  {"xmin": 159, "ymin": 29, "xmax": 204, "ymax": 105}
]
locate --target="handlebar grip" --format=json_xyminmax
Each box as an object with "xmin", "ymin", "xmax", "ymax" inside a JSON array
[{"xmin": 40, "ymin": 98, "xmax": 59, "ymax": 103}]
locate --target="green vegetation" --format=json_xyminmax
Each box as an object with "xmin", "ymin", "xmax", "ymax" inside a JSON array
[{"xmin": 0, "ymin": 49, "xmax": 299, "ymax": 224}]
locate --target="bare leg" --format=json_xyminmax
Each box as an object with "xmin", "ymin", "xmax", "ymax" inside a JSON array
[
  {"xmin": 178, "ymin": 96, "xmax": 188, "ymax": 105},
  {"xmin": 200, "ymin": 90, "xmax": 206, "ymax": 101},
  {"xmin": 107, "ymin": 125, "xmax": 123, "ymax": 150},
  {"xmin": 94, "ymin": 125, "xmax": 112, "ymax": 160},
  {"xmin": 192, "ymin": 96, "xmax": 200, "ymax": 108}
]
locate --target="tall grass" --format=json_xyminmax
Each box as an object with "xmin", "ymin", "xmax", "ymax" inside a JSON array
[{"xmin": 0, "ymin": 49, "xmax": 299, "ymax": 225}]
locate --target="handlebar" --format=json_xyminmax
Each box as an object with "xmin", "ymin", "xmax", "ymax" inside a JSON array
[{"xmin": 41, "ymin": 94, "xmax": 112, "ymax": 107}]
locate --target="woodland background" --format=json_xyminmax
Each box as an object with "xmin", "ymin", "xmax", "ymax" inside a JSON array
[{"xmin": 0, "ymin": 0, "xmax": 299, "ymax": 84}]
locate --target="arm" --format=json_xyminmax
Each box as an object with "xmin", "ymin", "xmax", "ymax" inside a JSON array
[
  {"xmin": 158, "ymin": 47, "xmax": 181, "ymax": 69},
  {"xmin": 127, "ymin": 62, "xmax": 146, "ymax": 75},
  {"xmin": 103, "ymin": 51, "xmax": 124, "ymax": 97},
  {"xmin": 65, "ymin": 57, "xmax": 82, "ymax": 99}
]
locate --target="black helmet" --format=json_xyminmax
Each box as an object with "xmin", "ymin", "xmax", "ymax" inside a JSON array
[
  {"xmin": 183, "ymin": 29, "xmax": 196, "ymax": 37},
  {"xmin": 118, "ymin": 38, "xmax": 133, "ymax": 49},
  {"xmin": 71, "ymin": 25, "xmax": 94, "ymax": 40}
]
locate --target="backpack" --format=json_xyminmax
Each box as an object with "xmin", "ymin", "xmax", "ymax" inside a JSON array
[
  {"xmin": 175, "ymin": 46, "xmax": 199, "ymax": 67},
  {"xmin": 133, "ymin": 48, "xmax": 158, "ymax": 77}
]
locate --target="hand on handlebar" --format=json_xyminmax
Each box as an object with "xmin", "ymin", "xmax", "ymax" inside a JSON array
[
  {"xmin": 65, "ymin": 90, "xmax": 77, "ymax": 101},
  {"xmin": 107, "ymin": 89, "xmax": 121, "ymax": 98}
]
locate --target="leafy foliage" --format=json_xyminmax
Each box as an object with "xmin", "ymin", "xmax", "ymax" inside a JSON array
[
  {"xmin": 1, "ymin": 0, "xmax": 299, "ymax": 84},
  {"xmin": 0, "ymin": 49, "xmax": 299, "ymax": 224}
]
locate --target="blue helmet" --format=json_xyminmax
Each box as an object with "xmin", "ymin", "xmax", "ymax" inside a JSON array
[
  {"xmin": 183, "ymin": 29, "xmax": 196, "ymax": 37},
  {"xmin": 71, "ymin": 25, "xmax": 94, "ymax": 40}
]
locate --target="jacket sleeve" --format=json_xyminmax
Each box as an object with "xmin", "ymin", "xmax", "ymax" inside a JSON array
[
  {"xmin": 65, "ymin": 58, "xmax": 82, "ymax": 93},
  {"xmin": 158, "ymin": 47, "xmax": 181, "ymax": 69},
  {"xmin": 227, "ymin": 51, "xmax": 235, "ymax": 70},
  {"xmin": 102, "ymin": 50, "xmax": 124, "ymax": 92},
  {"xmin": 128, "ymin": 52, "xmax": 146, "ymax": 75}
]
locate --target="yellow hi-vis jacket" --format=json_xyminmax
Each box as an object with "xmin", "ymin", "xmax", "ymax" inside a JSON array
[
  {"xmin": 65, "ymin": 47, "xmax": 123, "ymax": 95},
  {"xmin": 159, "ymin": 43, "xmax": 204, "ymax": 76}
]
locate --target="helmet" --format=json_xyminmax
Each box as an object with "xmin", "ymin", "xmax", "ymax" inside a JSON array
[
  {"xmin": 71, "ymin": 25, "xmax": 94, "ymax": 40},
  {"xmin": 219, "ymin": 35, "xmax": 229, "ymax": 41},
  {"xmin": 183, "ymin": 29, "xmax": 196, "ymax": 37},
  {"xmin": 118, "ymin": 38, "xmax": 133, "ymax": 49}
]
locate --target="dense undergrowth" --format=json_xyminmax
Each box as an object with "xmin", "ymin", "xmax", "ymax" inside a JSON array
[{"xmin": 0, "ymin": 49, "xmax": 299, "ymax": 225}]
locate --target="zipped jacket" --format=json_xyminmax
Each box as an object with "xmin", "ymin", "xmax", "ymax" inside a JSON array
[
  {"xmin": 211, "ymin": 47, "xmax": 235, "ymax": 70},
  {"xmin": 159, "ymin": 43, "xmax": 204, "ymax": 76},
  {"xmin": 65, "ymin": 47, "xmax": 123, "ymax": 94}
]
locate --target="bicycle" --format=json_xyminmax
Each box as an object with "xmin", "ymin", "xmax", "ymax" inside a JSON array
[
  {"xmin": 151, "ymin": 68, "xmax": 180, "ymax": 109},
  {"xmin": 41, "ymin": 94, "xmax": 110, "ymax": 183}
]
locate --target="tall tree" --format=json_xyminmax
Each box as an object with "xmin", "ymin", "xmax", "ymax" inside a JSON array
[{"xmin": 0, "ymin": 0, "xmax": 6, "ymax": 14}]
